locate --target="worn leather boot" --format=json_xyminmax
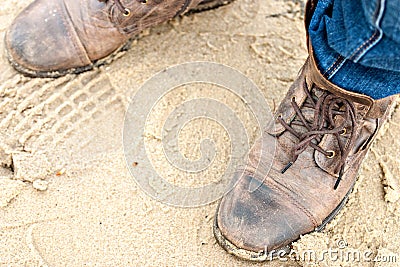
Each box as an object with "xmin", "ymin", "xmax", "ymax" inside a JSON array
[
  {"xmin": 5, "ymin": 0, "xmax": 233, "ymax": 78},
  {"xmin": 213, "ymin": 0, "xmax": 398, "ymax": 261}
]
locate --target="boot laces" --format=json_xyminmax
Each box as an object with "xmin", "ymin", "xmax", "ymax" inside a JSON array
[{"xmin": 278, "ymin": 79, "xmax": 358, "ymax": 190}]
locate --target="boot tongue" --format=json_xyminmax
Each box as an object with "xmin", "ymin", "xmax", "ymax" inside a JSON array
[
  {"xmin": 313, "ymin": 99, "xmax": 376, "ymax": 176},
  {"xmin": 313, "ymin": 114, "xmax": 349, "ymax": 176},
  {"xmin": 287, "ymin": 86, "xmax": 367, "ymax": 177}
]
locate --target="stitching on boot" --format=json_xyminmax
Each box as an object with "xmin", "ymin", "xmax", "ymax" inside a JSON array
[
  {"xmin": 238, "ymin": 168, "xmax": 319, "ymax": 227},
  {"xmin": 264, "ymin": 176, "xmax": 319, "ymax": 227},
  {"xmin": 59, "ymin": 0, "xmax": 91, "ymax": 65}
]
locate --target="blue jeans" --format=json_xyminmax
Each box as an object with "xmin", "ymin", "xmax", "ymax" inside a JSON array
[{"xmin": 309, "ymin": 0, "xmax": 400, "ymax": 99}]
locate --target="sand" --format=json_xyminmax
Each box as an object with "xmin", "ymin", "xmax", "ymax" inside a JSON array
[{"xmin": 0, "ymin": 0, "xmax": 399, "ymax": 266}]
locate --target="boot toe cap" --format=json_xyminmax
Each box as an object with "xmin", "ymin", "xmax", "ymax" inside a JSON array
[
  {"xmin": 5, "ymin": 0, "xmax": 90, "ymax": 76},
  {"xmin": 216, "ymin": 174, "xmax": 315, "ymax": 256}
]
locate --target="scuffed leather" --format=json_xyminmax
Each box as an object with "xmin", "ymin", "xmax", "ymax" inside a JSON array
[
  {"xmin": 5, "ymin": 0, "xmax": 93, "ymax": 72},
  {"xmin": 5, "ymin": 0, "xmax": 219, "ymax": 74},
  {"xmin": 217, "ymin": 174, "xmax": 316, "ymax": 252},
  {"xmin": 216, "ymin": 0, "xmax": 398, "ymax": 255},
  {"xmin": 216, "ymin": 54, "xmax": 397, "ymax": 254},
  {"xmin": 266, "ymin": 65, "xmax": 309, "ymax": 135}
]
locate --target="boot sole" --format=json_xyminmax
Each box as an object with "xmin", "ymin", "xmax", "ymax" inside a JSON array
[
  {"xmin": 6, "ymin": 0, "xmax": 235, "ymax": 79},
  {"xmin": 213, "ymin": 181, "xmax": 355, "ymax": 262}
]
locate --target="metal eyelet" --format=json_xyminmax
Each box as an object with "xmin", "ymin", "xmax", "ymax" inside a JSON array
[
  {"xmin": 123, "ymin": 8, "xmax": 131, "ymax": 16},
  {"xmin": 340, "ymin": 128, "xmax": 347, "ymax": 136},
  {"xmin": 291, "ymin": 96, "xmax": 296, "ymax": 102},
  {"xmin": 326, "ymin": 150, "xmax": 335, "ymax": 159},
  {"xmin": 139, "ymin": 0, "xmax": 148, "ymax": 3}
]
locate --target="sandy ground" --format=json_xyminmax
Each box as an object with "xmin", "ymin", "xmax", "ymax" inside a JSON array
[{"xmin": 0, "ymin": 0, "xmax": 399, "ymax": 266}]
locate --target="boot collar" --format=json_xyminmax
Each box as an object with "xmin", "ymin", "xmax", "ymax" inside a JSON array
[
  {"xmin": 308, "ymin": 41, "xmax": 396, "ymax": 119},
  {"xmin": 304, "ymin": 0, "xmax": 396, "ymax": 119}
]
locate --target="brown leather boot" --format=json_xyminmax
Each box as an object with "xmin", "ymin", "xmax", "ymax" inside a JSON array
[
  {"xmin": 5, "ymin": 0, "xmax": 233, "ymax": 78},
  {"xmin": 213, "ymin": 0, "xmax": 397, "ymax": 261}
]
